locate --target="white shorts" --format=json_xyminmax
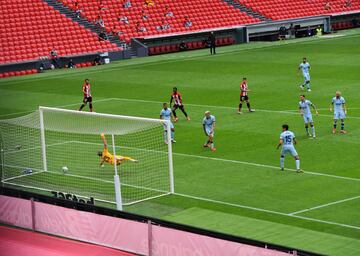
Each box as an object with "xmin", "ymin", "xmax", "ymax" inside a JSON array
[
  {"xmin": 206, "ymin": 129, "xmax": 214, "ymax": 137},
  {"xmin": 303, "ymin": 73, "xmax": 310, "ymax": 82},
  {"xmin": 281, "ymin": 145, "xmax": 298, "ymax": 157},
  {"xmin": 163, "ymin": 122, "xmax": 174, "ymax": 130},
  {"xmin": 334, "ymin": 110, "xmax": 346, "ymax": 120},
  {"xmin": 303, "ymin": 114, "xmax": 313, "ymax": 124}
]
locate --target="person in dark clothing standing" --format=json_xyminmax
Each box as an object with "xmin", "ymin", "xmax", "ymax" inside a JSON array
[{"xmin": 208, "ymin": 32, "xmax": 216, "ymax": 55}]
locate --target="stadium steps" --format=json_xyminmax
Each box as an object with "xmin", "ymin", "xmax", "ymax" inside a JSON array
[
  {"xmin": 222, "ymin": 0, "xmax": 271, "ymax": 22},
  {"xmin": 43, "ymin": 0, "xmax": 125, "ymax": 49}
]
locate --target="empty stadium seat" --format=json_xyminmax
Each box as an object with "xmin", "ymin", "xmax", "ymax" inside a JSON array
[
  {"xmin": 0, "ymin": 0, "xmax": 121, "ymax": 64},
  {"xmin": 237, "ymin": 0, "xmax": 360, "ymax": 20},
  {"xmin": 58, "ymin": 0, "xmax": 260, "ymax": 43}
]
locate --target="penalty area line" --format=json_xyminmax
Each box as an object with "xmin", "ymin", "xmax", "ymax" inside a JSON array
[
  {"xmin": 108, "ymin": 97, "xmax": 360, "ymax": 120},
  {"xmin": 69, "ymin": 140, "xmax": 360, "ymax": 182},
  {"xmin": 0, "ymin": 98, "xmax": 112, "ymax": 118},
  {"xmin": 174, "ymin": 192, "xmax": 360, "ymax": 230}
]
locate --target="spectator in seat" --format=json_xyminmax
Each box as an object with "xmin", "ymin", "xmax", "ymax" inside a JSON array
[
  {"xmin": 208, "ymin": 32, "xmax": 216, "ymax": 55},
  {"xmin": 119, "ymin": 15, "xmax": 129, "ymax": 24},
  {"xmin": 179, "ymin": 41, "xmax": 187, "ymax": 51},
  {"xmin": 324, "ymin": 1, "xmax": 332, "ymax": 10},
  {"xmin": 165, "ymin": 5, "xmax": 173, "ymax": 17},
  {"xmin": 145, "ymin": 0, "xmax": 154, "ymax": 7},
  {"xmin": 74, "ymin": 2, "xmax": 82, "ymax": 18},
  {"xmin": 123, "ymin": 0, "xmax": 131, "ymax": 8},
  {"xmin": 156, "ymin": 19, "xmax": 170, "ymax": 31},
  {"xmin": 99, "ymin": 30, "xmax": 108, "ymax": 41},
  {"xmin": 344, "ymin": 0, "xmax": 352, "ymax": 7},
  {"xmin": 50, "ymin": 48, "xmax": 60, "ymax": 68},
  {"xmin": 95, "ymin": 15, "xmax": 105, "ymax": 28},
  {"xmin": 184, "ymin": 16, "xmax": 192, "ymax": 28},
  {"xmin": 135, "ymin": 22, "xmax": 147, "ymax": 32},
  {"xmin": 67, "ymin": 59, "xmax": 76, "ymax": 69},
  {"xmin": 141, "ymin": 9, "xmax": 149, "ymax": 20}
]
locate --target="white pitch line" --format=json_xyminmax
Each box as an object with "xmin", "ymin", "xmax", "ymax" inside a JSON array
[
  {"xmin": 174, "ymin": 192, "xmax": 360, "ymax": 230},
  {"xmin": 70, "ymin": 140, "xmax": 360, "ymax": 182},
  {"xmin": 0, "ymin": 98, "xmax": 112, "ymax": 118},
  {"xmin": 173, "ymin": 152, "xmax": 360, "ymax": 182},
  {"xmin": 4, "ymin": 140, "xmax": 359, "ymax": 230},
  {"xmin": 289, "ymin": 195, "xmax": 360, "ymax": 215},
  {"xmin": 2, "ymin": 168, "xmax": 46, "ymax": 182},
  {"xmin": 2, "ymin": 97, "xmax": 360, "ymax": 120},
  {"xmin": 3, "ymin": 141, "xmax": 72, "ymax": 155},
  {"xmin": 109, "ymin": 97, "xmax": 360, "ymax": 120}
]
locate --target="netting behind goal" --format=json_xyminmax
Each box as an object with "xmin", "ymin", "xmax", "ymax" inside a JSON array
[{"xmin": 0, "ymin": 107, "xmax": 173, "ymax": 207}]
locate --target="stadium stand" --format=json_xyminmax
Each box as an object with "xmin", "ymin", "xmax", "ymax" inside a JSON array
[
  {"xmin": 0, "ymin": 0, "xmax": 120, "ymax": 64},
  {"xmin": 237, "ymin": 0, "xmax": 360, "ymax": 20},
  {"xmin": 58, "ymin": 0, "xmax": 261, "ymax": 43}
]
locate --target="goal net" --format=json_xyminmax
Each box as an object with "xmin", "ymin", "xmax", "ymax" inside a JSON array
[{"xmin": 0, "ymin": 106, "xmax": 174, "ymax": 209}]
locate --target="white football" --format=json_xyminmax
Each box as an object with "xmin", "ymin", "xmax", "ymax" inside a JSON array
[{"xmin": 62, "ymin": 166, "xmax": 68, "ymax": 173}]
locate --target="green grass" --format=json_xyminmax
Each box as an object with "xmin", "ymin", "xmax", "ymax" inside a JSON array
[{"xmin": 1, "ymin": 28, "xmax": 360, "ymax": 255}]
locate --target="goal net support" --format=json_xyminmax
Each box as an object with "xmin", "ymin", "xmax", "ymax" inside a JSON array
[{"xmin": 0, "ymin": 106, "xmax": 174, "ymax": 210}]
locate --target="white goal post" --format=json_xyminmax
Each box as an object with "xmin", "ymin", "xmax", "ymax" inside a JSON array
[{"xmin": 0, "ymin": 106, "xmax": 175, "ymax": 210}]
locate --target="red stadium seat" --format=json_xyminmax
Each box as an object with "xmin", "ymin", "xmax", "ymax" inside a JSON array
[{"xmin": 1, "ymin": 0, "xmax": 121, "ymax": 64}]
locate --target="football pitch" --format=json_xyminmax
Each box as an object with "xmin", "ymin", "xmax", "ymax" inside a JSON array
[{"xmin": 1, "ymin": 28, "xmax": 360, "ymax": 255}]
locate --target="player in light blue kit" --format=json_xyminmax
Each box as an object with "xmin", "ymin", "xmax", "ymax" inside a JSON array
[
  {"xmin": 299, "ymin": 95, "xmax": 318, "ymax": 138},
  {"xmin": 203, "ymin": 111, "xmax": 216, "ymax": 152},
  {"xmin": 330, "ymin": 91, "xmax": 347, "ymax": 134},
  {"xmin": 298, "ymin": 57, "xmax": 311, "ymax": 92},
  {"xmin": 276, "ymin": 124, "xmax": 302, "ymax": 173},
  {"xmin": 160, "ymin": 103, "xmax": 176, "ymax": 143}
]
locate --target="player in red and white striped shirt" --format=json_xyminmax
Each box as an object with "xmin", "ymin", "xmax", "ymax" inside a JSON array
[
  {"xmin": 238, "ymin": 77, "xmax": 254, "ymax": 114},
  {"xmin": 170, "ymin": 87, "xmax": 190, "ymax": 122},
  {"xmin": 78, "ymin": 79, "xmax": 93, "ymax": 112}
]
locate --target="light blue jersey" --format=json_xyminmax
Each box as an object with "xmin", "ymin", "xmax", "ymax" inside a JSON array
[
  {"xmin": 299, "ymin": 62, "xmax": 310, "ymax": 75},
  {"xmin": 203, "ymin": 115, "xmax": 216, "ymax": 135},
  {"xmin": 299, "ymin": 62, "xmax": 311, "ymax": 82},
  {"xmin": 160, "ymin": 108, "xmax": 174, "ymax": 129},
  {"xmin": 299, "ymin": 100, "xmax": 313, "ymax": 123},
  {"xmin": 299, "ymin": 100, "xmax": 313, "ymax": 115},
  {"xmin": 280, "ymin": 130, "xmax": 298, "ymax": 157},
  {"xmin": 332, "ymin": 96, "xmax": 346, "ymax": 119}
]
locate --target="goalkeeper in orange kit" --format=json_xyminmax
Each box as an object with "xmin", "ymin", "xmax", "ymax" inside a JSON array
[{"xmin": 97, "ymin": 133, "xmax": 138, "ymax": 167}]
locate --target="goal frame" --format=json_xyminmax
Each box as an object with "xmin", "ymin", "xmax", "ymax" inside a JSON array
[{"xmin": 38, "ymin": 106, "xmax": 175, "ymax": 210}]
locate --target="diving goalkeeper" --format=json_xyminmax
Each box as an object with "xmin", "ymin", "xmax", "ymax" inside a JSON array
[{"xmin": 97, "ymin": 133, "xmax": 138, "ymax": 167}]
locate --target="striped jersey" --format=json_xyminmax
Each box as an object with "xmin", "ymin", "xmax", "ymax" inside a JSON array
[
  {"xmin": 82, "ymin": 82, "xmax": 91, "ymax": 97},
  {"xmin": 171, "ymin": 92, "xmax": 183, "ymax": 106},
  {"xmin": 240, "ymin": 81, "xmax": 248, "ymax": 97}
]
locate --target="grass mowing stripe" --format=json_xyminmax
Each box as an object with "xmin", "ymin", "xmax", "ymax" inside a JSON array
[
  {"xmin": 109, "ymin": 97, "xmax": 360, "ymax": 119},
  {"xmin": 289, "ymin": 195, "xmax": 360, "ymax": 215},
  {"xmin": 2, "ymin": 29, "xmax": 359, "ymax": 86},
  {"xmin": 172, "ymin": 152, "xmax": 360, "ymax": 182},
  {"xmin": 70, "ymin": 139, "xmax": 360, "ymax": 182},
  {"xmin": 174, "ymin": 192, "xmax": 360, "ymax": 230}
]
